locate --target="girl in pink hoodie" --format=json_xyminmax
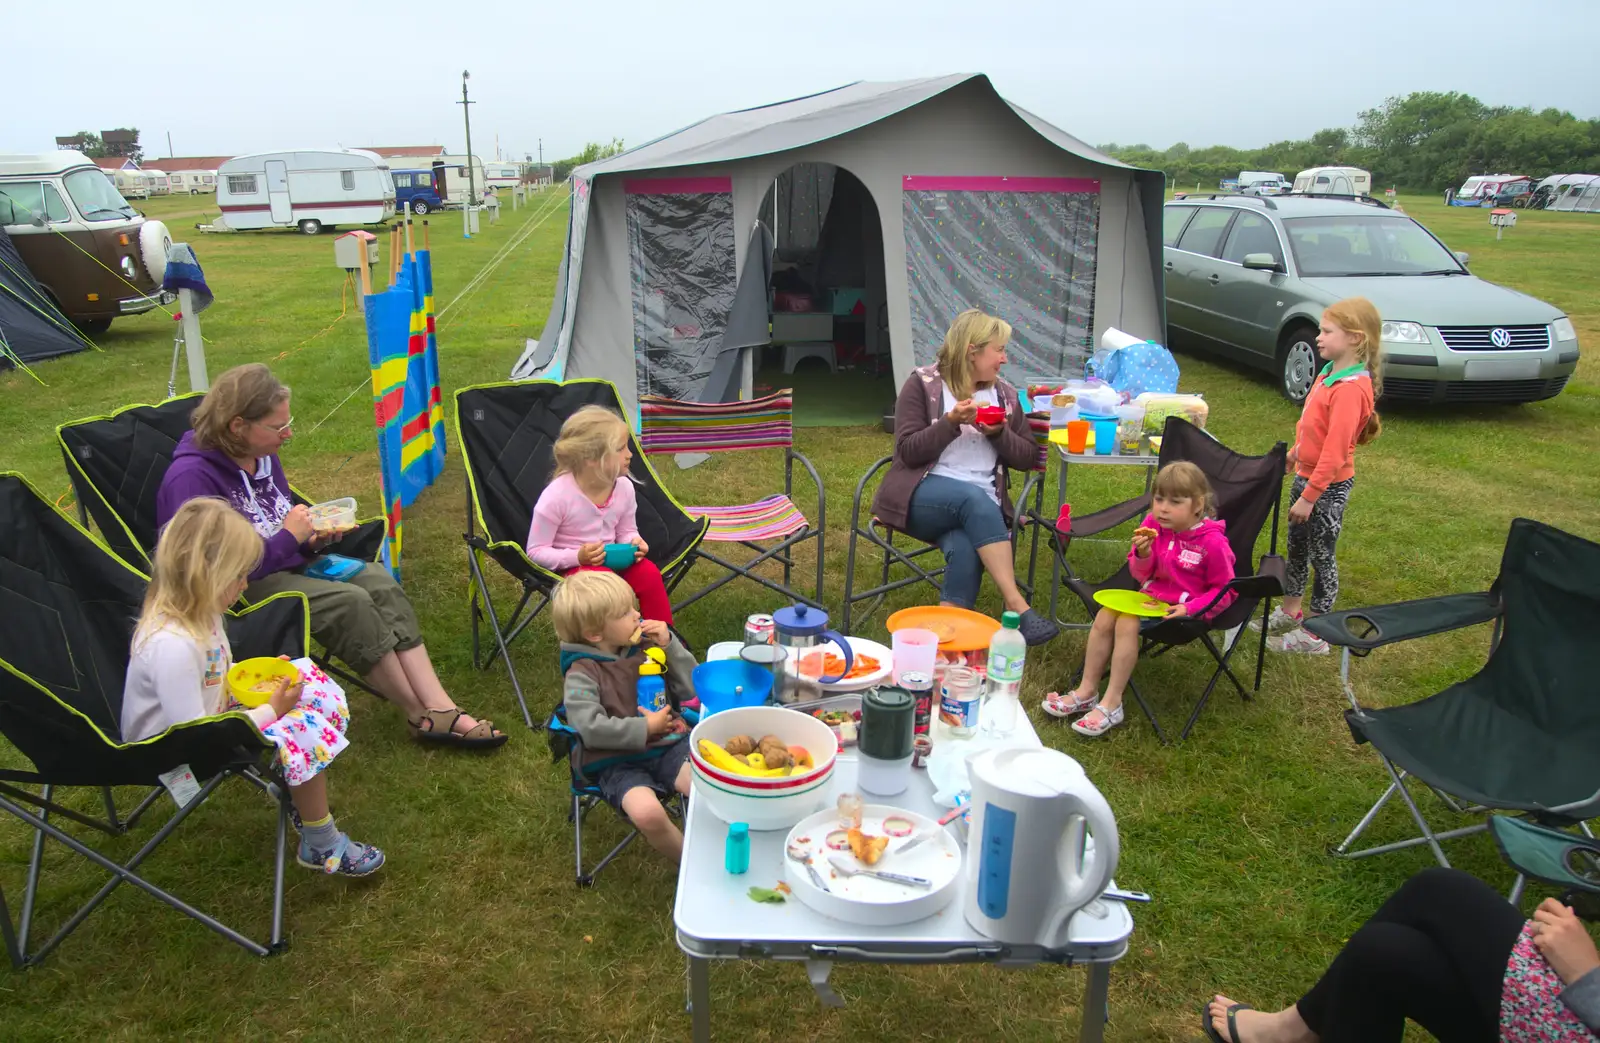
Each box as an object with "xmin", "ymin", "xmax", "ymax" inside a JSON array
[{"xmin": 1043, "ymin": 462, "xmax": 1237, "ymax": 737}]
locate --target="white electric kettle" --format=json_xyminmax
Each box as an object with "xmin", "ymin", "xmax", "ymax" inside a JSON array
[{"xmin": 961, "ymin": 746, "xmax": 1118, "ymax": 948}]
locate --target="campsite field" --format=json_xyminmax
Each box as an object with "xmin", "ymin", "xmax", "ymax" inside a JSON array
[{"xmin": 0, "ymin": 189, "xmax": 1596, "ymax": 1042}]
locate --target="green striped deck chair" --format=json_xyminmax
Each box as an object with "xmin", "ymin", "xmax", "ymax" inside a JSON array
[{"xmin": 638, "ymin": 390, "xmax": 825, "ymax": 611}]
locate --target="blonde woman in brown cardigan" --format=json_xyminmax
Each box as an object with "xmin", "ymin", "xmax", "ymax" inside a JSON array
[{"xmin": 871, "ymin": 309, "xmax": 1058, "ymax": 645}]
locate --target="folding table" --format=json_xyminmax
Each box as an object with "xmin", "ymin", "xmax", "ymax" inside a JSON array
[{"xmin": 673, "ymin": 717, "xmax": 1134, "ymax": 1042}]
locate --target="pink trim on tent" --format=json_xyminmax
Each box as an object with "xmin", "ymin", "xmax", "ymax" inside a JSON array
[
  {"xmin": 623, "ymin": 177, "xmax": 734, "ymax": 195},
  {"xmin": 901, "ymin": 176, "xmax": 1101, "ymax": 194}
]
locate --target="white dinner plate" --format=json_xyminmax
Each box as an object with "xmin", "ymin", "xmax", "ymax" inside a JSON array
[{"xmin": 782, "ymin": 803, "xmax": 963, "ymax": 926}]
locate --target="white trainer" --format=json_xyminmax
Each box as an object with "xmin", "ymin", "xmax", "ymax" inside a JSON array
[{"xmin": 1268, "ymin": 626, "xmax": 1330, "ymax": 655}]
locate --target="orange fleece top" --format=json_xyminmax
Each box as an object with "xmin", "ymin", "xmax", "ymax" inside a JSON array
[{"xmin": 1293, "ymin": 365, "xmax": 1374, "ymax": 502}]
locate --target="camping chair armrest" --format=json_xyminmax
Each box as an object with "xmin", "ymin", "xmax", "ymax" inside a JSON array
[
  {"xmin": 1303, "ymin": 591, "xmax": 1501, "ymax": 651},
  {"xmin": 326, "ymin": 518, "xmax": 386, "ymax": 563},
  {"xmin": 1181, "ymin": 555, "xmax": 1286, "ymax": 618},
  {"xmin": 788, "ymin": 448, "xmax": 826, "ymax": 525},
  {"xmin": 1228, "ymin": 554, "xmax": 1286, "ymax": 601},
  {"xmin": 1066, "ymin": 493, "xmax": 1152, "ymax": 539}
]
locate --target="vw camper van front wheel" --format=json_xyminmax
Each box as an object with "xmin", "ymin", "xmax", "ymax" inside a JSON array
[{"xmin": 298, "ymin": 219, "xmax": 323, "ymax": 235}]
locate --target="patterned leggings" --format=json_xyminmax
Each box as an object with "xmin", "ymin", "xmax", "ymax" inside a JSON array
[{"xmin": 1286, "ymin": 475, "xmax": 1353, "ymax": 615}]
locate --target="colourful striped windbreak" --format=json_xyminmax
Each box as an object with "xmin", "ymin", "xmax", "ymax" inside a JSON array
[
  {"xmin": 365, "ymin": 250, "xmax": 447, "ymax": 575},
  {"xmin": 637, "ymin": 390, "xmax": 795, "ymax": 455}
]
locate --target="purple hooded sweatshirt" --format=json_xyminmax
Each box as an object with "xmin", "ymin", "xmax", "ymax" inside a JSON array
[{"xmin": 155, "ymin": 431, "xmax": 307, "ymax": 582}]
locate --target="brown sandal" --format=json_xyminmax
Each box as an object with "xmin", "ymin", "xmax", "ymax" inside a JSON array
[{"xmin": 408, "ymin": 708, "xmax": 508, "ymax": 749}]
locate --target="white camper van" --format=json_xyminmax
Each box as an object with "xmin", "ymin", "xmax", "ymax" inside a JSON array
[
  {"xmin": 1292, "ymin": 166, "xmax": 1372, "ymax": 196},
  {"xmin": 215, "ymin": 149, "xmax": 395, "ymax": 234}
]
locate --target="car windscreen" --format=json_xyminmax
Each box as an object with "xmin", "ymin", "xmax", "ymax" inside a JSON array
[
  {"xmin": 64, "ymin": 168, "xmax": 136, "ymax": 221},
  {"xmin": 1282, "ymin": 215, "xmax": 1462, "ymax": 277}
]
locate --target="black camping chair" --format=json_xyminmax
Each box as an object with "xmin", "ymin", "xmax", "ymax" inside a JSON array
[
  {"xmin": 0, "ymin": 472, "xmax": 310, "ymax": 967},
  {"xmin": 56, "ymin": 395, "xmax": 387, "ymax": 698},
  {"xmin": 453, "ymin": 379, "xmax": 708, "ymax": 727},
  {"xmin": 840, "ymin": 415, "xmax": 1052, "ymax": 635},
  {"xmin": 1305, "ymin": 518, "xmax": 1600, "ymax": 872},
  {"xmin": 1027, "ymin": 418, "xmax": 1286, "ymax": 743}
]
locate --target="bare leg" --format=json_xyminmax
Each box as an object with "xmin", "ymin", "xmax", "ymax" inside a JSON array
[
  {"xmin": 367, "ymin": 646, "xmax": 493, "ymax": 736},
  {"xmin": 288, "ymin": 774, "xmax": 330, "ymax": 822},
  {"xmin": 975, "ymin": 541, "xmax": 1031, "ymax": 615},
  {"xmin": 674, "ymin": 761, "xmax": 692, "ymax": 797},
  {"xmin": 1206, "ymin": 995, "xmax": 1318, "ymax": 1043},
  {"xmin": 1097, "ymin": 613, "xmax": 1143, "ymax": 713},
  {"xmin": 1282, "ymin": 594, "xmax": 1305, "ymax": 618},
  {"xmin": 1071, "ymin": 609, "xmax": 1118, "ymax": 700},
  {"xmin": 621, "ymin": 787, "xmax": 684, "ymax": 863}
]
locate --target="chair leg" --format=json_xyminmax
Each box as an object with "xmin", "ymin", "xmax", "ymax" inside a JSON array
[
  {"xmin": 465, "ymin": 549, "xmax": 534, "ymax": 729},
  {"xmin": 17, "ymin": 784, "xmax": 50, "ymax": 955},
  {"xmin": 1254, "ymin": 597, "xmax": 1271, "ymax": 691},
  {"xmin": 1124, "ymin": 678, "xmax": 1169, "ymax": 745},
  {"xmin": 1331, "ymin": 763, "xmax": 1488, "ymax": 864},
  {"xmin": 0, "ymin": 773, "xmax": 279, "ymax": 965}
]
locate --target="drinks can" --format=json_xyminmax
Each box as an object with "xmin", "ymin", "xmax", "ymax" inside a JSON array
[
  {"xmin": 744, "ymin": 614, "xmax": 775, "ymax": 645},
  {"xmin": 901, "ymin": 670, "xmax": 934, "ymax": 735},
  {"xmin": 938, "ymin": 665, "xmax": 981, "ymax": 737}
]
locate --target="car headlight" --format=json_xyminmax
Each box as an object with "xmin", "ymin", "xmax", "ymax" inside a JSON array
[
  {"xmin": 1381, "ymin": 321, "xmax": 1427, "ymax": 344},
  {"xmin": 119, "ymin": 255, "xmax": 138, "ymax": 279},
  {"xmin": 1553, "ymin": 317, "xmax": 1577, "ymax": 342}
]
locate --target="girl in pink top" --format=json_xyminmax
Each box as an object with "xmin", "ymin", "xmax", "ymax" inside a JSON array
[
  {"xmin": 526, "ymin": 406, "xmax": 673, "ymax": 624},
  {"xmin": 1043, "ymin": 462, "xmax": 1236, "ymax": 737}
]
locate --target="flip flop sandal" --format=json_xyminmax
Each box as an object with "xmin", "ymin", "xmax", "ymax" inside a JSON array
[
  {"xmin": 1041, "ymin": 690, "xmax": 1098, "ymax": 718},
  {"xmin": 409, "ymin": 708, "xmax": 509, "ymax": 749},
  {"xmin": 297, "ymin": 833, "xmax": 385, "ymax": 877},
  {"xmin": 1200, "ymin": 1001, "xmax": 1253, "ymax": 1043}
]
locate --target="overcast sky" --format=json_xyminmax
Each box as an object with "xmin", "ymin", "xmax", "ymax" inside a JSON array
[{"xmin": 11, "ymin": 0, "xmax": 1599, "ymax": 163}]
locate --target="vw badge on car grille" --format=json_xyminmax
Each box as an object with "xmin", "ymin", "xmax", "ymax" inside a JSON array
[{"xmin": 1490, "ymin": 327, "xmax": 1512, "ymax": 348}]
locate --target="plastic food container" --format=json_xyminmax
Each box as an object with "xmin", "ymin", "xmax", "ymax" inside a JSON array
[
  {"xmin": 226, "ymin": 657, "xmax": 299, "ymax": 708},
  {"xmin": 309, "ymin": 497, "xmax": 357, "ymax": 532},
  {"xmin": 1135, "ymin": 393, "xmax": 1209, "ymax": 432}
]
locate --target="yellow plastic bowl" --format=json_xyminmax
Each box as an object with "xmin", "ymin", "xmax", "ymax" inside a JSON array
[{"xmin": 226, "ymin": 657, "xmax": 299, "ymax": 708}]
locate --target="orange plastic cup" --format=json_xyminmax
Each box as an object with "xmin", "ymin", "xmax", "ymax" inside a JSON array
[{"xmin": 1065, "ymin": 419, "xmax": 1090, "ymax": 454}]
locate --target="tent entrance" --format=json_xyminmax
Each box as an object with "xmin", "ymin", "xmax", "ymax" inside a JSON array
[{"xmin": 755, "ymin": 163, "xmax": 892, "ymax": 427}]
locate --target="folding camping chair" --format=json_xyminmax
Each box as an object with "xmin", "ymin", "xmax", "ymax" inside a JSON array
[
  {"xmin": 453, "ymin": 379, "xmax": 708, "ymax": 726},
  {"xmin": 545, "ymin": 703, "xmax": 685, "ymax": 887},
  {"xmin": 1304, "ymin": 518, "xmax": 1600, "ymax": 870},
  {"xmin": 0, "ymin": 472, "xmax": 310, "ymax": 966},
  {"xmin": 840, "ymin": 416, "xmax": 1052, "ymax": 635},
  {"xmin": 56, "ymin": 394, "xmax": 388, "ymax": 700},
  {"xmin": 637, "ymin": 390, "xmax": 826, "ymax": 611},
  {"xmin": 1026, "ymin": 418, "xmax": 1286, "ymax": 742}
]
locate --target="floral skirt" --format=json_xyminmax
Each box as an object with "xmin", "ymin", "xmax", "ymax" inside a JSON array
[
  {"xmin": 228, "ymin": 657, "xmax": 350, "ymax": 786},
  {"xmin": 1501, "ymin": 920, "xmax": 1597, "ymax": 1042}
]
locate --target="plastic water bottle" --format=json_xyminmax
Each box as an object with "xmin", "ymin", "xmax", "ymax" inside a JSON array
[{"xmin": 982, "ymin": 611, "xmax": 1025, "ymax": 737}]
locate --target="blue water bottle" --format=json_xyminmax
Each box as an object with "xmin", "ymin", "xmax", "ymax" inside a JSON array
[
  {"xmin": 636, "ymin": 647, "xmax": 667, "ymax": 712},
  {"xmin": 725, "ymin": 822, "xmax": 750, "ymax": 874}
]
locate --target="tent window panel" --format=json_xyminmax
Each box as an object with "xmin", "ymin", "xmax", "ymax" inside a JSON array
[
  {"xmin": 903, "ymin": 187, "xmax": 1100, "ymax": 385},
  {"xmin": 624, "ymin": 190, "xmax": 738, "ymax": 401}
]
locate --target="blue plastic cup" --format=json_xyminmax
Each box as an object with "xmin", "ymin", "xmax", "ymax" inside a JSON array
[
  {"xmin": 1093, "ymin": 419, "xmax": 1117, "ymax": 455},
  {"xmin": 603, "ymin": 542, "xmax": 638, "ymax": 570}
]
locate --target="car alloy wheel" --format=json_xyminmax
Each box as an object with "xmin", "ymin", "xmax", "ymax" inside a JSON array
[
  {"xmin": 412, "ymin": 200, "xmax": 430, "ymax": 215},
  {"xmin": 1280, "ymin": 330, "xmax": 1319, "ymax": 404}
]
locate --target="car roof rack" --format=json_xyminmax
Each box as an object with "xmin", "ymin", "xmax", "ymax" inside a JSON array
[
  {"xmin": 1281, "ymin": 192, "xmax": 1391, "ymax": 209},
  {"xmin": 1169, "ymin": 192, "xmax": 1277, "ymax": 210}
]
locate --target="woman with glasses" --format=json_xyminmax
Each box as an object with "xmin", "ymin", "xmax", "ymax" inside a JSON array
[{"xmin": 155, "ymin": 363, "xmax": 507, "ymax": 749}]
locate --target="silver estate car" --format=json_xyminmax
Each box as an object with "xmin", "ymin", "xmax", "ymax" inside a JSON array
[{"xmin": 1162, "ymin": 194, "xmax": 1580, "ymax": 404}]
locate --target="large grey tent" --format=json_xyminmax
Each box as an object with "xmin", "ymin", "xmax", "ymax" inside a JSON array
[
  {"xmin": 513, "ymin": 74, "xmax": 1165, "ymax": 413},
  {"xmin": 0, "ymin": 226, "xmax": 90, "ymax": 369}
]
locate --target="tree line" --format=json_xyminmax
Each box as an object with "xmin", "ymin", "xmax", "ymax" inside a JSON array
[
  {"xmin": 1101, "ymin": 91, "xmax": 1600, "ymax": 192},
  {"xmin": 551, "ymin": 138, "xmax": 627, "ymax": 182}
]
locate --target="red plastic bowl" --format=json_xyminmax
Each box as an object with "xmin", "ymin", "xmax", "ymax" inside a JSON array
[{"xmin": 975, "ymin": 405, "xmax": 1006, "ymax": 426}]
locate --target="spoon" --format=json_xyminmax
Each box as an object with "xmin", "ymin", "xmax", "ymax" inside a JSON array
[
  {"xmin": 786, "ymin": 841, "xmax": 829, "ymax": 892},
  {"xmin": 827, "ymin": 855, "xmax": 931, "ymax": 889}
]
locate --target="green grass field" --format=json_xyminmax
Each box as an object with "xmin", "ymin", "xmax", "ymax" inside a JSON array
[{"xmin": 0, "ymin": 188, "xmax": 1595, "ymax": 1042}]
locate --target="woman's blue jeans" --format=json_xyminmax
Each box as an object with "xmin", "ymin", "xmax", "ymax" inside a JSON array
[{"xmin": 902, "ymin": 474, "xmax": 1011, "ymax": 609}]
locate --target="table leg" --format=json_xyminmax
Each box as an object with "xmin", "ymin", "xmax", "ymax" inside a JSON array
[
  {"xmin": 1079, "ymin": 962, "xmax": 1112, "ymax": 1043},
  {"xmin": 687, "ymin": 954, "xmax": 712, "ymax": 1042}
]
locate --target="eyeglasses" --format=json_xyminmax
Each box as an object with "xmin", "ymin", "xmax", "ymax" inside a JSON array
[{"xmin": 255, "ymin": 415, "xmax": 294, "ymax": 435}]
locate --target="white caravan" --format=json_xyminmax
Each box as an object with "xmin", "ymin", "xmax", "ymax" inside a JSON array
[
  {"xmin": 215, "ymin": 149, "xmax": 395, "ymax": 234},
  {"xmin": 433, "ymin": 154, "xmax": 487, "ymax": 205},
  {"xmin": 169, "ymin": 169, "xmax": 217, "ymax": 194},
  {"xmin": 1292, "ymin": 166, "xmax": 1371, "ymax": 196},
  {"xmin": 483, "ymin": 163, "xmax": 522, "ymax": 191}
]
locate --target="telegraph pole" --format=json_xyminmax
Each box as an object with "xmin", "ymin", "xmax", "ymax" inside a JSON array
[{"xmin": 458, "ymin": 70, "xmax": 476, "ymax": 239}]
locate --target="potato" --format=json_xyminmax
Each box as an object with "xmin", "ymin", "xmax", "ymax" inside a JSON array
[
  {"xmin": 756, "ymin": 734, "xmax": 791, "ymax": 769},
  {"xmin": 724, "ymin": 735, "xmax": 756, "ymax": 757}
]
